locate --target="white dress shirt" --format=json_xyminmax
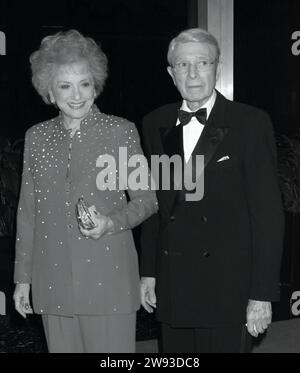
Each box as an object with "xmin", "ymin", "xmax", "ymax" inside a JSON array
[{"xmin": 176, "ymin": 90, "xmax": 217, "ymax": 162}]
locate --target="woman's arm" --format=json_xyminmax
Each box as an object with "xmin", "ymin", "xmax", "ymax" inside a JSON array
[
  {"xmin": 14, "ymin": 129, "xmax": 35, "ymax": 284},
  {"xmin": 106, "ymin": 121, "xmax": 158, "ymax": 233},
  {"xmin": 80, "ymin": 121, "xmax": 158, "ymax": 240}
]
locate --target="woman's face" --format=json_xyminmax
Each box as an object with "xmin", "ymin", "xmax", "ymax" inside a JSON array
[{"xmin": 49, "ymin": 60, "xmax": 96, "ymax": 122}]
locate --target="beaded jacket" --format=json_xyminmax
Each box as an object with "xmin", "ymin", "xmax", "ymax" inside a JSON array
[{"xmin": 14, "ymin": 105, "xmax": 158, "ymax": 316}]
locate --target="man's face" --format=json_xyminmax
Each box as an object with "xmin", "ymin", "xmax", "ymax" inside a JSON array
[{"xmin": 167, "ymin": 42, "xmax": 219, "ymax": 110}]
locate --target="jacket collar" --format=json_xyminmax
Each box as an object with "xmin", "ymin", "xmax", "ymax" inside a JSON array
[
  {"xmin": 55, "ymin": 104, "xmax": 100, "ymax": 136},
  {"xmin": 160, "ymin": 91, "xmax": 230, "ymax": 159}
]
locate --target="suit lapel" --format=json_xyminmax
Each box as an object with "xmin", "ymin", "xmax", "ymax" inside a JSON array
[
  {"xmin": 187, "ymin": 92, "xmax": 230, "ymax": 184},
  {"xmin": 159, "ymin": 102, "xmax": 183, "ymax": 159},
  {"xmin": 158, "ymin": 103, "xmax": 183, "ymax": 214},
  {"xmin": 159, "ymin": 125, "xmax": 183, "ymax": 160},
  {"xmin": 157, "ymin": 93, "xmax": 230, "ymax": 213}
]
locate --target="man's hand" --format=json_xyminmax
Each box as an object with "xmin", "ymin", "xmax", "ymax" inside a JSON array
[
  {"xmin": 246, "ymin": 300, "xmax": 272, "ymax": 337},
  {"xmin": 140, "ymin": 277, "xmax": 156, "ymax": 313},
  {"xmin": 79, "ymin": 210, "xmax": 114, "ymax": 240},
  {"xmin": 13, "ymin": 283, "xmax": 33, "ymax": 318}
]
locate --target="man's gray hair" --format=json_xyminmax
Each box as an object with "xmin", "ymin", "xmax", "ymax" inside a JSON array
[{"xmin": 167, "ymin": 28, "xmax": 220, "ymax": 65}]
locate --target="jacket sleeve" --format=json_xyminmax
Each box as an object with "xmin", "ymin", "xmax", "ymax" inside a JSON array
[
  {"xmin": 14, "ymin": 129, "xmax": 35, "ymax": 284},
  {"xmin": 107, "ymin": 121, "xmax": 158, "ymax": 233},
  {"xmin": 244, "ymin": 112, "xmax": 284, "ymax": 301},
  {"xmin": 139, "ymin": 117, "xmax": 160, "ymax": 277}
]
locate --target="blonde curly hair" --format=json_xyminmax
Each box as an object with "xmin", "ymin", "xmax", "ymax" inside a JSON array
[{"xmin": 30, "ymin": 29, "xmax": 108, "ymax": 104}]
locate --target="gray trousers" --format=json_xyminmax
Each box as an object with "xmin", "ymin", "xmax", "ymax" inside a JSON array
[{"xmin": 42, "ymin": 313, "xmax": 136, "ymax": 353}]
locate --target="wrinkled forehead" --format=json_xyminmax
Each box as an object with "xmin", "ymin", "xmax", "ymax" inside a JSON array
[{"xmin": 171, "ymin": 42, "xmax": 218, "ymax": 63}]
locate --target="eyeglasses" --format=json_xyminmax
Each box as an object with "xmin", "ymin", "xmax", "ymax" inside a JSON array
[{"xmin": 172, "ymin": 60, "xmax": 216, "ymax": 74}]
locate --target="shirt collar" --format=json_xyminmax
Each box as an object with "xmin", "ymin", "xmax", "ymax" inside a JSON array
[{"xmin": 176, "ymin": 89, "xmax": 217, "ymax": 126}]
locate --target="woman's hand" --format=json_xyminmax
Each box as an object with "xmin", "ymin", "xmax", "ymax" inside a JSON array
[
  {"xmin": 13, "ymin": 283, "xmax": 33, "ymax": 318},
  {"xmin": 79, "ymin": 210, "xmax": 114, "ymax": 239}
]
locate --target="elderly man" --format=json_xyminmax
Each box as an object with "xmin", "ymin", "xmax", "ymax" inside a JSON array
[{"xmin": 140, "ymin": 28, "xmax": 284, "ymax": 353}]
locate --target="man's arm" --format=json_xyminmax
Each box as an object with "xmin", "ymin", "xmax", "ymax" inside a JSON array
[
  {"xmin": 244, "ymin": 112, "xmax": 284, "ymax": 300},
  {"xmin": 139, "ymin": 115, "xmax": 160, "ymax": 310},
  {"xmin": 244, "ymin": 111, "xmax": 284, "ymax": 336}
]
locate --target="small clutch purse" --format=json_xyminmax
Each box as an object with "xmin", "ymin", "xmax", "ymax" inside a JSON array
[{"xmin": 76, "ymin": 197, "xmax": 97, "ymax": 230}]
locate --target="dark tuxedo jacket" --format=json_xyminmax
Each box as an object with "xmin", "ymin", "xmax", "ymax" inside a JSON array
[{"xmin": 140, "ymin": 92, "xmax": 284, "ymax": 328}]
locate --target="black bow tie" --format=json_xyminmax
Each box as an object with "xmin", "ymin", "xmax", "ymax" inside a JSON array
[{"xmin": 178, "ymin": 108, "xmax": 207, "ymax": 126}]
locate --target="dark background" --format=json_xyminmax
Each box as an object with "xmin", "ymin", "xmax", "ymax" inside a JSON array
[
  {"xmin": 234, "ymin": 0, "xmax": 300, "ymax": 134},
  {"xmin": 0, "ymin": 0, "xmax": 189, "ymax": 139},
  {"xmin": 0, "ymin": 0, "xmax": 300, "ymax": 323},
  {"xmin": 0, "ymin": 0, "xmax": 299, "ymax": 137}
]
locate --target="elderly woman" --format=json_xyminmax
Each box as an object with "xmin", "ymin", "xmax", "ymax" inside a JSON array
[{"xmin": 13, "ymin": 29, "xmax": 157, "ymax": 353}]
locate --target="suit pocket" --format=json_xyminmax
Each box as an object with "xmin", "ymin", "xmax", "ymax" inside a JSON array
[
  {"xmin": 217, "ymin": 158, "xmax": 234, "ymax": 166},
  {"xmin": 215, "ymin": 156, "xmax": 240, "ymax": 172},
  {"xmin": 217, "ymin": 160, "xmax": 234, "ymax": 168}
]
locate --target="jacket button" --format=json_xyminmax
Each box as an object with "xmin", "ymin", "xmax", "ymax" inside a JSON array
[
  {"xmin": 170, "ymin": 216, "xmax": 175, "ymax": 221},
  {"xmin": 201, "ymin": 216, "xmax": 208, "ymax": 223},
  {"xmin": 164, "ymin": 250, "xmax": 169, "ymax": 256},
  {"xmin": 203, "ymin": 250, "xmax": 210, "ymax": 258}
]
